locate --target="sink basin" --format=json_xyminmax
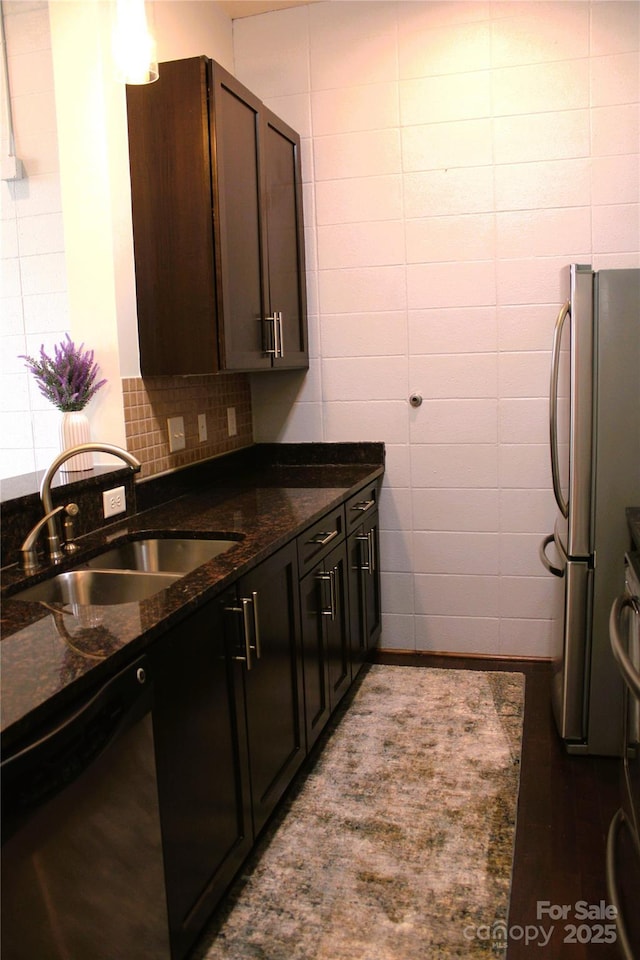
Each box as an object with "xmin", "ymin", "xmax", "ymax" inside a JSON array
[
  {"xmin": 85, "ymin": 537, "xmax": 239, "ymax": 575},
  {"xmin": 13, "ymin": 569, "xmax": 180, "ymax": 606}
]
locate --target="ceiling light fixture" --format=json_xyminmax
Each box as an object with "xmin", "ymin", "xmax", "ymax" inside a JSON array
[{"xmin": 113, "ymin": 0, "xmax": 158, "ymax": 85}]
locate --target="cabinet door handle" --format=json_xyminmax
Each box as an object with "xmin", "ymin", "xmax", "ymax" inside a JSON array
[
  {"xmin": 351, "ymin": 499, "xmax": 375, "ymax": 513},
  {"xmin": 264, "ymin": 314, "xmax": 278, "ymax": 356},
  {"xmin": 317, "ymin": 570, "xmax": 336, "ymax": 620},
  {"xmin": 250, "ymin": 590, "xmax": 261, "ymax": 660},
  {"xmin": 265, "ymin": 313, "xmax": 284, "ymax": 358},
  {"xmin": 226, "ymin": 597, "xmax": 253, "ymax": 670},
  {"xmin": 368, "ymin": 529, "xmax": 376, "ymax": 576},
  {"xmin": 307, "ymin": 529, "xmax": 339, "ymax": 547},
  {"xmin": 356, "ymin": 534, "xmax": 371, "ymax": 573}
]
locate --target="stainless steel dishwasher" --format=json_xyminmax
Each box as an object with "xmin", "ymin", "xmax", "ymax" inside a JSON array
[{"xmin": 1, "ymin": 654, "xmax": 171, "ymax": 960}]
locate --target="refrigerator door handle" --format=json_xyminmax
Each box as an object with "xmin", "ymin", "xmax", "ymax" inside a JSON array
[
  {"xmin": 550, "ymin": 299, "xmax": 570, "ymax": 519},
  {"xmin": 540, "ymin": 533, "xmax": 565, "ymax": 578}
]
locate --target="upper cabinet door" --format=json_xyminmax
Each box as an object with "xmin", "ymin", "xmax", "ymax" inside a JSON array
[
  {"xmin": 126, "ymin": 57, "xmax": 308, "ymax": 376},
  {"xmin": 262, "ymin": 110, "xmax": 308, "ymax": 370},
  {"xmin": 126, "ymin": 57, "xmax": 220, "ymax": 376},
  {"xmin": 211, "ymin": 65, "xmax": 271, "ymax": 372}
]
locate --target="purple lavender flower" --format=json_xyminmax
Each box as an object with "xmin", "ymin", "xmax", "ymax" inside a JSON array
[{"xmin": 20, "ymin": 335, "xmax": 107, "ymax": 412}]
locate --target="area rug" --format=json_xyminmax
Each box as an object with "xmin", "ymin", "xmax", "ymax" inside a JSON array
[{"xmin": 193, "ymin": 665, "xmax": 525, "ymax": 960}]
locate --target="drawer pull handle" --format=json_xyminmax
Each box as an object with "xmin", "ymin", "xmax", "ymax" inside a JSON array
[
  {"xmin": 351, "ymin": 499, "xmax": 375, "ymax": 513},
  {"xmin": 307, "ymin": 529, "xmax": 339, "ymax": 547}
]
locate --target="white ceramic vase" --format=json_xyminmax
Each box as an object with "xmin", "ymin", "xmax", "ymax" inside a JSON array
[{"xmin": 59, "ymin": 410, "xmax": 92, "ymax": 472}]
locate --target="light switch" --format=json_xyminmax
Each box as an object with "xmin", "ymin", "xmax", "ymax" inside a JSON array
[
  {"xmin": 227, "ymin": 407, "xmax": 237, "ymax": 437},
  {"xmin": 167, "ymin": 416, "xmax": 186, "ymax": 452}
]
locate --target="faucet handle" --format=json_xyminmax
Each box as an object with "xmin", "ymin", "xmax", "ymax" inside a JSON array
[
  {"xmin": 21, "ymin": 502, "xmax": 80, "ymax": 573},
  {"xmin": 63, "ymin": 503, "xmax": 80, "ymax": 555}
]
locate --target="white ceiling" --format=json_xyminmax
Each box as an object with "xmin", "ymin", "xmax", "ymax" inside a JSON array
[{"xmin": 216, "ymin": 0, "xmax": 316, "ymax": 20}]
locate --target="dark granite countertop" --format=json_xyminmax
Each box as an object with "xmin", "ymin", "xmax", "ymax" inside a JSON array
[{"xmin": 1, "ymin": 444, "xmax": 384, "ymax": 752}]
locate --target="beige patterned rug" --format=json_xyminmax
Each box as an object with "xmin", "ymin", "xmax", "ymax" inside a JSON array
[{"xmin": 193, "ymin": 665, "xmax": 525, "ymax": 960}]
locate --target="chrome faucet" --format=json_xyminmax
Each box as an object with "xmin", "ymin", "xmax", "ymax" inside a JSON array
[{"xmin": 22, "ymin": 442, "xmax": 141, "ymax": 572}]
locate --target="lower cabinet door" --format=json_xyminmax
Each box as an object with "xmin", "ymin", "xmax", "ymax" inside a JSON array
[
  {"xmin": 301, "ymin": 541, "xmax": 350, "ymax": 752},
  {"xmin": 235, "ymin": 541, "xmax": 305, "ymax": 837},
  {"xmin": 348, "ymin": 510, "xmax": 381, "ymax": 674},
  {"xmin": 153, "ymin": 600, "xmax": 252, "ymax": 960},
  {"xmin": 362, "ymin": 512, "xmax": 382, "ymax": 650}
]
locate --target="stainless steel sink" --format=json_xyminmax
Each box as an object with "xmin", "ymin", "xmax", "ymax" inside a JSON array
[
  {"xmin": 13, "ymin": 569, "xmax": 180, "ymax": 606},
  {"xmin": 85, "ymin": 537, "xmax": 239, "ymax": 575}
]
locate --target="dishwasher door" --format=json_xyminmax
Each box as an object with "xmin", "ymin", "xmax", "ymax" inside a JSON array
[{"xmin": 1, "ymin": 654, "xmax": 171, "ymax": 960}]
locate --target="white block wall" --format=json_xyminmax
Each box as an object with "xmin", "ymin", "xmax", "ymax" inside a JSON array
[
  {"xmin": 237, "ymin": 0, "xmax": 640, "ymax": 657},
  {"xmin": 1, "ymin": 1, "xmax": 68, "ymax": 479}
]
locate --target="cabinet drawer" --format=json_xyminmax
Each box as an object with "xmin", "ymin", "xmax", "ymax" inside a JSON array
[
  {"xmin": 297, "ymin": 506, "xmax": 345, "ymax": 577},
  {"xmin": 345, "ymin": 481, "xmax": 380, "ymax": 533}
]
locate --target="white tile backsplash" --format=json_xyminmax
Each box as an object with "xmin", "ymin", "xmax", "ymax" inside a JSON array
[
  {"xmin": 490, "ymin": 4, "xmax": 589, "ymax": 69},
  {"xmin": 413, "ymin": 573, "xmax": 501, "ymax": 618},
  {"xmin": 401, "ymin": 118, "xmax": 493, "ymax": 172},
  {"xmin": 321, "ymin": 356, "xmax": 407, "ymax": 401},
  {"xmin": 318, "ymin": 265, "xmax": 407, "ymax": 314},
  {"xmin": 590, "ymin": 104, "xmax": 640, "ymax": 156},
  {"xmin": 398, "ymin": 18, "xmax": 491, "ymax": 79},
  {"xmin": 410, "ymin": 443, "xmax": 499, "ymax": 488},
  {"xmin": 590, "ymin": 1, "xmax": 640, "ymax": 56},
  {"xmin": 407, "ymin": 260, "xmax": 496, "ymax": 310},
  {"xmin": 592, "ymin": 155, "xmax": 640, "ymax": 205},
  {"xmin": 406, "ymin": 214, "xmax": 495, "ymax": 264},
  {"xmin": 400, "ymin": 71, "xmax": 492, "ymax": 126},
  {"xmin": 409, "ymin": 353, "xmax": 498, "ymax": 399},
  {"xmin": 491, "ymin": 59, "xmax": 589, "ymax": 116},
  {"xmin": 403, "ymin": 166, "xmax": 495, "ymax": 217},
  {"xmin": 409, "ymin": 306, "xmax": 498, "ymax": 355},
  {"xmin": 409, "ymin": 399, "xmax": 498, "ymax": 444},
  {"xmin": 412, "ymin": 488, "xmax": 500, "ymax": 532},
  {"xmin": 315, "ymin": 175, "xmax": 403, "ymax": 226},
  {"xmin": 492, "ymin": 110, "xmax": 590, "ymax": 165},
  {"xmin": 317, "ymin": 221, "xmax": 405, "ymax": 270},
  {"xmin": 495, "ymin": 208, "xmax": 591, "ymax": 260},
  {"xmin": 592, "ymin": 204, "xmax": 640, "ymax": 254},
  {"xmin": 321, "ymin": 311, "xmax": 407, "ymax": 358},
  {"xmin": 590, "ymin": 52, "xmax": 640, "ymax": 107},
  {"xmin": 314, "ymin": 129, "xmax": 401, "ymax": 181},
  {"xmin": 311, "ymin": 82, "xmax": 399, "ymax": 137}
]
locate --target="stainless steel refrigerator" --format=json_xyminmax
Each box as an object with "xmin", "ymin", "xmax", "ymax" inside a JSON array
[{"xmin": 540, "ymin": 263, "xmax": 640, "ymax": 756}]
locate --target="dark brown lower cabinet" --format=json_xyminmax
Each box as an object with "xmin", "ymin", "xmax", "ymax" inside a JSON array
[
  {"xmin": 151, "ymin": 498, "xmax": 381, "ymax": 959},
  {"xmin": 152, "ymin": 599, "xmax": 252, "ymax": 960},
  {"xmin": 229, "ymin": 541, "xmax": 306, "ymax": 837},
  {"xmin": 300, "ymin": 540, "xmax": 351, "ymax": 751},
  {"xmin": 348, "ymin": 510, "xmax": 382, "ymax": 675}
]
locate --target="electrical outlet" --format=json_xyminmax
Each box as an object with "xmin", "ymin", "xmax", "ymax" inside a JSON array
[
  {"xmin": 198, "ymin": 413, "xmax": 207, "ymax": 442},
  {"xmin": 167, "ymin": 416, "xmax": 186, "ymax": 452},
  {"xmin": 103, "ymin": 485, "xmax": 126, "ymax": 519},
  {"xmin": 227, "ymin": 407, "xmax": 237, "ymax": 437}
]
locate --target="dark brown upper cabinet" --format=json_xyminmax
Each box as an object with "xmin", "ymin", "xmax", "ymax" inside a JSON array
[{"xmin": 126, "ymin": 57, "xmax": 308, "ymax": 375}]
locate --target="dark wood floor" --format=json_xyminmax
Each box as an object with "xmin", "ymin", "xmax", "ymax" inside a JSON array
[{"xmin": 374, "ymin": 651, "xmax": 623, "ymax": 960}]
